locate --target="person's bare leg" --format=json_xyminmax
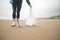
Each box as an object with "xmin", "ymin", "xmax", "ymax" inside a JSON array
[
  {"xmin": 16, "ymin": 19, "xmax": 21, "ymax": 27},
  {"xmin": 17, "ymin": 19, "xmax": 19, "ymax": 22},
  {"xmin": 12, "ymin": 18, "xmax": 16, "ymax": 26},
  {"xmin": 13, "ymin": 18, "xmax": 16, "ymax": 22}
]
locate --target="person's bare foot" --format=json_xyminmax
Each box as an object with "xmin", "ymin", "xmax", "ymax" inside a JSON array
[
  {"xmin": 16, "ymin": 19, "xmax": 23, "ymax": 27},
  {"xmin": 12, "ymin": 22, "xmax": 16, "ymax": 27}
]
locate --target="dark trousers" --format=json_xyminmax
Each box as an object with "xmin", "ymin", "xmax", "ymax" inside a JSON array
[{"xmin": 12, "ymin": 1, "xmax": 22, "ymax": 19}]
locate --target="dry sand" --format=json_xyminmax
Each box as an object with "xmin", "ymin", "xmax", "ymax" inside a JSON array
[{"xmin": 0, "ymin": 19, "xmax": 60, "ymax": 40}]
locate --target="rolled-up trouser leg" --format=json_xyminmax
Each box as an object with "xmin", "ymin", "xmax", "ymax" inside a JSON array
[
  {"xmin": 17, "ymin": 2, "xmax": 22, "ymax": 19},
  {"xmin": 12, "ymin": 3, "xmax": 16, "ymax": 19}
]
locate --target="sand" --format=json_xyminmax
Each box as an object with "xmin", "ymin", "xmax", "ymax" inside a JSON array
[{"xmin": 0, "ymin": 19, "xmax": 60, "ymax": 40}]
